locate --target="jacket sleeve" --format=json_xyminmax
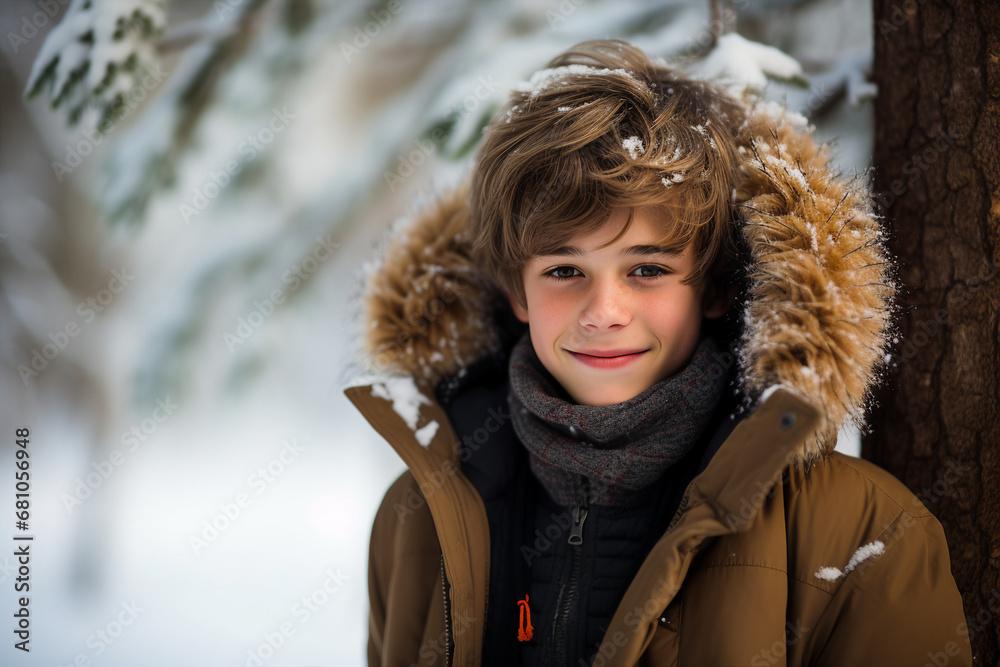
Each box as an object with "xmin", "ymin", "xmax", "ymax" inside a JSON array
[
  {"xmin": 808, "ymin": 509, "xmax": 971, "ymax": 666},
  {"xmin": 366, "ymin": 470, "xmax": 447, "ymax": 667},
  {"xmin": 367, "ymin": 476, "xmax": 400, "ymax": 667}
]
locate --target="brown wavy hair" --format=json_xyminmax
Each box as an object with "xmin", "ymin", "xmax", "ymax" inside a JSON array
[{"xmin": 470, "ymin": 39, "xmax": 747, "ymax": 307}]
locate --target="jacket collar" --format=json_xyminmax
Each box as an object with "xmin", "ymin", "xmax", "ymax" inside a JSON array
[{"xmin": 346, "ymin": 380, "xmax": 490, "ymax": 666}]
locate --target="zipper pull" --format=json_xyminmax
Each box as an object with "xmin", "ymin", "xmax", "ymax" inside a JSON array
[
  {"xmin": 568, "ymin": 481, "xmax": 589, "ymax": 546},
  {"xmin": 568, "ymin": 506, "xmax": 588, "ymax": 545}
]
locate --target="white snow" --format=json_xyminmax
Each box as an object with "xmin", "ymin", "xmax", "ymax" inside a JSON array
[
  {"xmin": 622, "ymin": 136, "xmax": 644, "ymax": 159},
  {"xmin": 693, "ymin": 33, "xmax": 803, "ymax": 94},
  {"xmin": 760, "ymin": 384, "xmax": 784, "ymax": 402},
  {"xmin": 814, "ymin": 540, "xmax": 885, "ymax": 581},
  {"xmin": 515, "ymin": 64, "xmax": 638, "ymax": 98},
  {"xmin": 661, "ymin": 172, "xmax": 686, "ymax": 188},
  {"xmin": 25, "ymin": 0, "xmax": 166, "ymax": 118},
  {"xmin": 756, "ymin": 100, "xmax": 809, "ymax": 130},
  {"xmin": 415, "ymin": 421, "xmax": 440, "ymax": 447},
  {"xmin": 370, "ymin": 377, "xmax": 431, "ymax": 432},
  {"xmin": 814, "ymin": 566, "xmax": 843, "ymax": 581}
]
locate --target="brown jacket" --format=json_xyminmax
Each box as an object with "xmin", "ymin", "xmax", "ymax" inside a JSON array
[{"xmin": 348, "ymin": 106, "xmax": 970, "ymax": 666}]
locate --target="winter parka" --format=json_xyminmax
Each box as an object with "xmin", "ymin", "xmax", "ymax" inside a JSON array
[{"xmin": 347, "ymin": 103, "xmax": 971, "ymax": 666}]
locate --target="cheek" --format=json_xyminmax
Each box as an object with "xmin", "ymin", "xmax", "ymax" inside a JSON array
[
  {"xmin": 641, "ymin": 291, "xmax": 701, "ymax": 339},
  {"xmin": 528, "ymin": 288, "xmax": 576, "ymax": 326},
  {"xmin": 524, "ymin": 288, "xmax": 579, "ymax": 352}
]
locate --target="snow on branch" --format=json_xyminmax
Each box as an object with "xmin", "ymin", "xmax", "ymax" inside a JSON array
[
  {"xmin": 24, "ymin": 0, "xmax": 167, "ymax": 127},
  {"xmin": 102, "ymin": 0, "xmax": 272, "ymax": 223},
  {"xmin": 692, "ymin": 33, "xmax": 807, "ymax": 95}
]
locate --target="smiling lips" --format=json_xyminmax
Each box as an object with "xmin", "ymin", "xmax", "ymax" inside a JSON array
[{"xmin": 567, "ymin": 348, "xmax": 649, "ymax": 369}]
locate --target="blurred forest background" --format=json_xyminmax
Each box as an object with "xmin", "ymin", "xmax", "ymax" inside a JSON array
[{"xmin": 1, "ymin": 0, "xmax": 879, "ymax": 664}]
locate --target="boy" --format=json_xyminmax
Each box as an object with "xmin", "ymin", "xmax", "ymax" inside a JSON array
[{"xmin": 348, "ymin": 39, "xmax": 969, "ymax": 666}]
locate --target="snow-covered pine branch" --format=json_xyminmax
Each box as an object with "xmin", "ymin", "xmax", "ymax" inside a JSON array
[
  {"xmin": 102, "ymin": 0, "xmax": 272, "ymax": 223},
  {"xmin": 24, "ymin": 0, "xmax": 168, "ymax": 128}
]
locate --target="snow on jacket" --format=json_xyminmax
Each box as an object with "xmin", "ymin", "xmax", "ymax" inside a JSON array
[{"xmin": 346, "ymin": 104, "xmax": 970, "ymax": 666}]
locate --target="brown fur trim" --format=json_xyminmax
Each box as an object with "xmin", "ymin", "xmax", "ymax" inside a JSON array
[
  {"xmin": 362, "ymin": 181, "xmax": 498, "ymax": 382},
  {"xmin": 733, "ymin": 110, "xmax": 896, "ymax": 459}
]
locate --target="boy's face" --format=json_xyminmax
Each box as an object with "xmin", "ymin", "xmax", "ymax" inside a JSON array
[{"xmin": 511, "ymin": 207, "xmax": 731, "ymax": 407}]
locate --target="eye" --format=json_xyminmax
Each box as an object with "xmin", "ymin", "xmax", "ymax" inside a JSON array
[
  {"xmin": 546, "ymin": 266, "xmax": 582, "ymax": 280},
  {"xmin": 631, "ymin": 265, "xmax": 669, "ymax": 279}
]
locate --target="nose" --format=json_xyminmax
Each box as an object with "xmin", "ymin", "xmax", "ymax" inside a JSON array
[{"xmin": 579, "ymin": 277, "xmax": 630, "ymax": 330}]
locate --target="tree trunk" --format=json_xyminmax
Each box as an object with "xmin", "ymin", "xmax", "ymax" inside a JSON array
[{"xmin": 866, "ymin": 1, "xmax": 1000, "ymax": 662}]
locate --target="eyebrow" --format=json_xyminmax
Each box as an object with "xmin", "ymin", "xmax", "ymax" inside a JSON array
[{"xmin": 543, "ymin": 244, "xmax": 683, "ymax": 257}]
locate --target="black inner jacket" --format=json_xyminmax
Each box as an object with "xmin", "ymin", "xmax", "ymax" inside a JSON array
[{"xmin": 436, "ymin": 333, "xmax": 747, "ymax": 666}]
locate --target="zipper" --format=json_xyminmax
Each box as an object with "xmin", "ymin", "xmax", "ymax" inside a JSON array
[
  {"xmin": 441, "ymin": 554, "xmax": 452, "ymax": 667},
  {"xmin": 551, "ymin": 479, "xmax": 589, "ymax": 666}
]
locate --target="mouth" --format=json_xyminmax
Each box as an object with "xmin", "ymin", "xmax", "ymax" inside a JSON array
[{"xmin": 566, "ymin": 348, "xmax": 649, "ymax": 369}]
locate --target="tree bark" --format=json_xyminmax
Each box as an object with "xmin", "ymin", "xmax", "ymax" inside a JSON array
[{"xmin": 866, "ymin": 1, "xmax": 1000, "ymax": 662}]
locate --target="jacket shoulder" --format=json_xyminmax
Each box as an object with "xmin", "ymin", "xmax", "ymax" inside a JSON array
[
  {"xmin": 781, "ymin": 454, "xmax": 970, "ymax": 664},
  {"xmin": 812, "ymin": 452, "xmax": 937, "ymax": 518},
  {"xmin": 781, "ymin": 452, "xmax": 953, "ymax": 591}
]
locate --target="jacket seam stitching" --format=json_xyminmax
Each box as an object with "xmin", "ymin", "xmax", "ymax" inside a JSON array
[{"xmin": 830, "ymin": 456, "xmax": 931, "ymax": 519}]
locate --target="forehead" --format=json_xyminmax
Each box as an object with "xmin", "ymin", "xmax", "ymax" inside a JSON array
[{"xmin": 541, "ymin": 206, "xmax": 693, "ymax": 256}]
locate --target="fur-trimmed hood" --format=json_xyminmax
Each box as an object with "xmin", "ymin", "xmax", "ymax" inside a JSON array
[{"xmin": 359, "ymin": 103, "xmax": 896, "ymax": 462}]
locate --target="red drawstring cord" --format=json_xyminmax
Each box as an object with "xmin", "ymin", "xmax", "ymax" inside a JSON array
[{"xmin": 517, "ymin": 594, "xmax": 533, "ymax": 642}]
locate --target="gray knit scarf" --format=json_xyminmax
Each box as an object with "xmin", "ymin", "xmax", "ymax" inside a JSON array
[{"xmin": 508, "ymin": 332, "xmax": 728, "ymax": 507}]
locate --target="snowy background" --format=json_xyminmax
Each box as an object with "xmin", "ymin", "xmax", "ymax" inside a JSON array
[{"xmin": 0, "ymin": 0, "xmax": 873, "ymax": 664}]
